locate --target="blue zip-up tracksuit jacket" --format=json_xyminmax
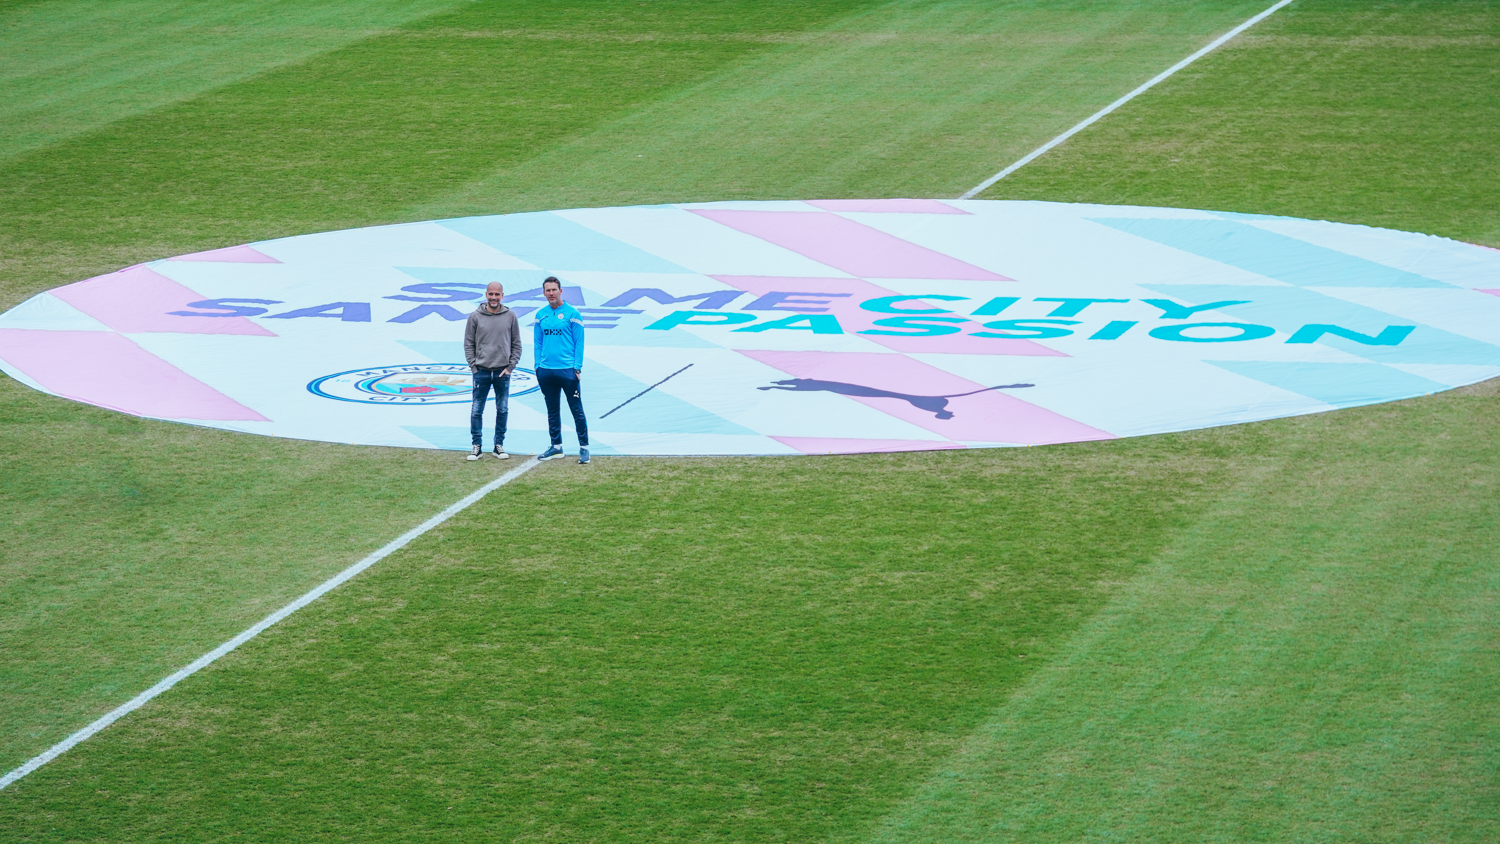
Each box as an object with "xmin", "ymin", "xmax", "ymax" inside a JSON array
[{"xmin": 533, "ymin": 303, "xmax": 585, "ymax": 371}]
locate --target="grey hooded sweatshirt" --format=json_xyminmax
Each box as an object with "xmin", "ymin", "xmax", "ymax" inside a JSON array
[{"xmin": 464, "ymin": 304, "xmax": 522, "ymax": 371}]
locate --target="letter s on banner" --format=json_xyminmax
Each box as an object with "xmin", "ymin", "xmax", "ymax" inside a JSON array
[
  {"xmin": 169, "ymin": 298, "xmax": 282, "ymax": 318},
  {"xmin": 859, "ymin": 316, "xmax": 966, "ymax": 337},
  {"xmin": 384, "ymin": 283, "xmax": 487, "ymax": 302},
  {"xmin": 970, "ymin": 319, "xmax": 1080, "ymax": 339}
]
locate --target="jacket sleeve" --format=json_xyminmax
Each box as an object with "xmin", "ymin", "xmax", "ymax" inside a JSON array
[
  {"xmin": 533, "ymin": 316, "xmax": 542, "ymax": 367},
  {"xmin": 463, "ymin": 314, "xmax": 477, "ymax": 367},
  {"xmin": 508, "ymin": 312, "xmax": 523, "ymax": 369},
  {"xmin": 571, "ymin": 313, "xmax": 585, "ymax": 371}
]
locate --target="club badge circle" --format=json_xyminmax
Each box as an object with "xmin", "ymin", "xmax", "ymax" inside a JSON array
[
  {"xmin": 308, "ymin": 364, "xmax": 539, "ymax": 405},
  {"xmin": 1, "ymin": 199, "xmax": 1497, "ymax": 456}
]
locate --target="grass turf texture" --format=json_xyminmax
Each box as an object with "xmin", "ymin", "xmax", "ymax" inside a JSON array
[
  {"xmin": 4, "ymin": 440, "xmax": 1244, "ymax": 840},
  {"xmin": 0, "ymin": 384, "xmax": 487, "ymax": 775},
  {"xmin": 2, "ymin": 0, "xmax": 1498, "ymax": 840},
  {"xmin": 0, "ymin": 0, "xmax": 470, "ymax": 164},
  {"xmin": 869, "ymin": 380, "xmax": 1500, "ymax": 843},
  {"xmin": 1, "ymin": 0, "xmax": 896, "ymax": 769},
  {"xmin": 0, "ymin": 0, "xmax": 1276, "ymax": 311},
  {"xmin": 983, "ymin": 0, "xmax": 1500, "ymax": 246},
  {"xmin": 0, "ymin": 0, "xmax": 1273, "ymax": 769}
]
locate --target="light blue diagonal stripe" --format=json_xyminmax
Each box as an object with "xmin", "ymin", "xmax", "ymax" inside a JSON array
[
  {"xmin": 402, "ymin": 350, "xmax": 755, "ymax": 437},
  {"xmin": 1094, "ymin": 217, "xmax": 1453, "ymax": 288},
  {"xmin": 508, "ymin": 358, "xmax": 755, "ymax": 436},
  {"xmin": 586, "ymin": 321, "xmax": 717, "ymax": 348},
  {"xmin": 1207, "ymin": 361, "xmax": 1449, "ymax": 408},
  {"xmin": 393, "ymin": 267, "xmax": 546, "ymax": 290},
  {"xmin": 394, "ymin": 267, "xmax": 597, "ymax": 306},
  {"xmin": 399, "ymin": 340, "xmax": 465, "ymax": 363},
  {"xmin": 1145, "ymin": 284, "xmax": 1500, "ymax": 366},
  {"xmin": 439, "ymin": 212, "xmax": 693, "ymax": 274}
]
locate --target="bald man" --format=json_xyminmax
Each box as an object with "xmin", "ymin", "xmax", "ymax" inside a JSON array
[{"xmin": 463, "ymin": 282, "xmax": 522, "ymax": 460}]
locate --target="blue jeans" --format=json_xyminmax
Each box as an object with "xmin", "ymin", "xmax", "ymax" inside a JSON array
[
  {"xmin": 470, "ymin": 368, "xmax": 511, "ymax": 447},
  {"xmin": 537, "ymin": 367, "xmax": 588, "ymax": 447}
]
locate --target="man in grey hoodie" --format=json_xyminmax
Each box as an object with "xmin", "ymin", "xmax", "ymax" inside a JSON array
[{"xmin": 463, "ymin": 282, "xmax": 523, "ymax": 460}]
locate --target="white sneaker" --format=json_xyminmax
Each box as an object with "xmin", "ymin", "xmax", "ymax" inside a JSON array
[
  {"xmin": 492, "ymin": 446, "xmax": 509, "ymax": 460},
  {"xmin": 466, "ymin": 445, "xmax": 482, "ymax": 461}
]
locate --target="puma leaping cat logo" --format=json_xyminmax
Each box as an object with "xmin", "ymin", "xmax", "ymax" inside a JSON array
[{"xmin": 758, "ymin": 378, "xmax": 1034, "ymax": 420}]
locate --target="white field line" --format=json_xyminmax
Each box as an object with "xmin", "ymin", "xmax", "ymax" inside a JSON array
[
  {"xmin": 957, "ymin": 0, "xmax": 1295, "ymax": 199},
  {"xmin": 1, "ymin": 1, "xmax": 1296, "ymax": 795},
  {"xmin": 0, "ymin": 458, "xmax": 541, "ymax": 792}
]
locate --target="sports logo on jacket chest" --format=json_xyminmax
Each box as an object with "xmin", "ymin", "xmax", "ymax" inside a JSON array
[{"xmin": 542, "ymin": 313, "xmax": 571, "ymax": 336}]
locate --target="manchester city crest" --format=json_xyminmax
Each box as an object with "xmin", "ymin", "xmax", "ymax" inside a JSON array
[{"xmin": 308, "ymin": 364, "xmax": 539, "ymax": 405}]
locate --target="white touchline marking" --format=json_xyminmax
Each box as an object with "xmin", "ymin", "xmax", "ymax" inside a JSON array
[
  {"xmin": 957, "ymin": 0, "xmax": 1295, "ymax": 199},
  {"xmin": 1, "ymin": 2, "xmax": 1298, "ymax": 795},
  {"xmin": 0, "ymin": 458, "xmax": 542, "ymax": 791}
]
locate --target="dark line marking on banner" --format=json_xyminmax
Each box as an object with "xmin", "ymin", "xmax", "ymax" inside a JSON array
[{"xmin": 601, "ymin": 364, "xmax": 695, "ymax": 419}]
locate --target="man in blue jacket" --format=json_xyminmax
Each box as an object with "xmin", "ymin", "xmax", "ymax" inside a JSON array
[{"xmin": 533, "ymin": 276, "xmax": 590, "ymax": 463}]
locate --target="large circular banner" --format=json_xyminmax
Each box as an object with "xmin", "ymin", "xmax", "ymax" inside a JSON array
[{"xmin": 2, "ymin": 200, "xmax": 1498, "ymax": 455}]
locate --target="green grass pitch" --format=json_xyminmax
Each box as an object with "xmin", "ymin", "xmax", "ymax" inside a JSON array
[{"xmin": 1, "ymin": 0, "xmax": 1497, "ymax": 841}]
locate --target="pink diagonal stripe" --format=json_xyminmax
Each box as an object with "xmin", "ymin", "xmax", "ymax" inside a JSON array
[
  {"xmin": 51, "ymin": 266, "xmax": 275, "ymax": 336},
  {"xmin": 711, "ymin": 276, "xmax": 1064, "ymax": 357},
  {"xmin": 169, "ymin": 244, "xmax": 281, "ymax": 263},
  {"xmin": 1479, "ymin": 289, "xmax": 1500, "ymax": 298},
  {"xmin": 691, "ymin": 209, "xmax": 1010, "ymax": 280},
  {"xmin": 805, "ymin": 199, "xmax": 969, "ymax": 215},
  {"xmin": 743, "ymin": 349, "xmax": 1113, "ymax": 445},
  {"xmin": 0, "ymin": 329, "xmax": 268, "ymax": 422}
]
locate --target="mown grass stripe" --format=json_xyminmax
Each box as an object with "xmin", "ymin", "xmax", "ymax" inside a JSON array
[
  {"xmin": 0, "ymin": 0, "xmax": 890, "ymax": 772},
  {"xmin": 0, "ymin": 459, "xmax": 539, "ymax": 792},
  {"xmin": 865, "ymin": 387, "xmax": 1500, "ymax": 843},
  {"xmin": 0, "ymin": 0, "xmax": 470, "ymax": 163},
  {"xmin": 3, "ymin": 1, "xmax": 1495, "ymax": 839},
  {"xmin": 958, "ymin": 0, "xmax": 1294, "ymax": 198},
  {"xmin": 988, "ymin": 0, "xmax": 1500, "ymax": 244},
  {"xmin": 413, "ymin": 0, "xmax": 1277, "ymax": 215},
  {"xmin": 1, "ymin": 441, "xmax": 1244, "ymax": 839},
  {"xmin": 0, "ymin": 3, "xmax": 1275, "ymax": 772}
]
